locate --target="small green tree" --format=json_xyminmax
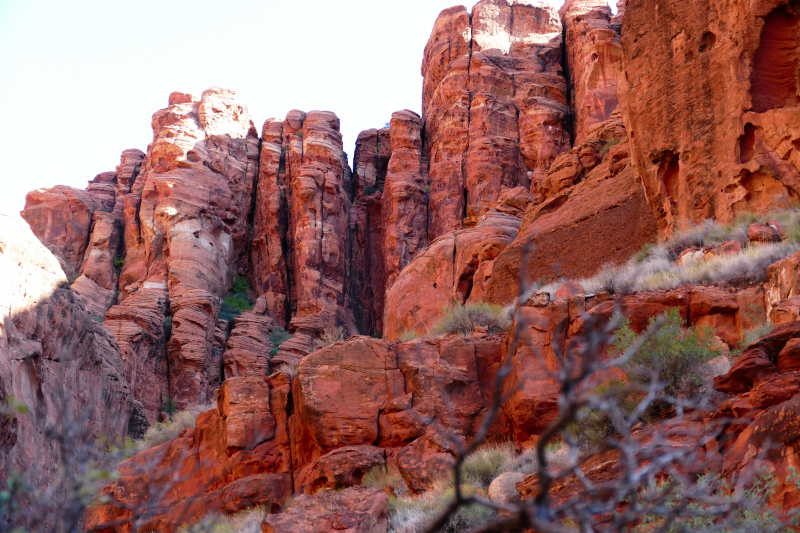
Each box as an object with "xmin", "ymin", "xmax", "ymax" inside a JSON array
[{"xmin": 612, "ymin": 308, "xmax": 722, "ymax": 398}]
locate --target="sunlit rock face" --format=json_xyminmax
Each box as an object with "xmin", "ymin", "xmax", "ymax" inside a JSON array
[
  {"xmin": 560, "ymin": 0, "xmax": 623, "ymax": 143},
  {"xmin": 110, "ymin": 88, "xmax": 259, "ymax": 419},
  {"xmin": 251, "ymin": 110, "xmax": 357, "ymax": 369},
  {"xmin": 0, "ymin": 214, "xmax": 132, "ymax": 492},
  {"xmin": 422, "ymin": 0, "xmax": 570, "ymax": 240},
  {"xmin": 619, "ymin": 0, "xmax": 800, "ymax": 237}
]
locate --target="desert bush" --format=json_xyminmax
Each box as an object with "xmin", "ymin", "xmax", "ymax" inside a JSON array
[
  {"xmin": 460, "ymin": 443, "xmax": 515, "ymax": 488},
  {"xmin": 545, "ymin": 209, "xmax": 800, "ymax": 297},
  {"xmin": 112, "ymin": 255, "xmax": 125, "ymax": 268},
  {"xmin": 269, "ymin": 325, "xmax": 292, "ymax": 356},
  {"xmin": 220, "ymin": 294, "xmax": 253, "ymax": 322},
  {"xmin": 219, "ymin": 277, "xmax": 254, "ymax": 322},
  {"xmin": 121, "ymin": 402, "xmax": 216, "ymax": 459},
  {"xmin": 631, "ymin": 471, "xmax": 799, "ymax": 533},
  {"xmin": 431, "ymin": 302, "xmax": 512, "ymax": 337},
  {"xmin": 389, "ymin": 483, "xmax": 496, "ymax": 533},
  {"xmin": 613, "ymin": 308, "xmax": 722, "ymax": 399},
  {"xmin": 599, "ymin": 137, "xmax": 621, "ymax": 157},
  {"xmin": 231, "ymin": 276, "xmax": 249, "ymax": 294},
  {"xmin": 399, "ymin": 329, "xmax": 421, "ymax": 342},
  {"xmin": 317, "ymin": 326, "xmax": 347, "ymax": 349},
  {"xmin": 177, "ymin": 505, "xmax": 268, "ymax": 533},
  {"xmin": 363, "ymin": 466, "xmax": 408, "ymax": 497}
]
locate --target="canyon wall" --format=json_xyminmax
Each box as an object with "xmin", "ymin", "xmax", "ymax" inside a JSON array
[{"xmin": 619, "ymin": 0, "xmax": 800, "ymax": 236}]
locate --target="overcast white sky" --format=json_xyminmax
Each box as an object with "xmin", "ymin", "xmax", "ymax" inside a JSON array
[{"xmin": 0, "ymin": 0, "xmax": 613, "ymax": 217}]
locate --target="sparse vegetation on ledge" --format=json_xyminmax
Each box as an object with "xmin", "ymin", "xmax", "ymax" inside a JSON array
[
  {"xmin": 117, "ymin": 403, "xmax": 216, "ymax": 460},
  {"xmin": 537, "ymin": 209, "xmax": 800, "ymax": 297}
]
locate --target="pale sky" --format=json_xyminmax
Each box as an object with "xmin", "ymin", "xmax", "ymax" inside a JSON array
[{"xmin": 0, "ymin": 0, "xmax": 613, "ymax": 218}]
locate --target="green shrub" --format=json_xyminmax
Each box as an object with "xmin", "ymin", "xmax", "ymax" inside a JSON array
[
  {"xmin": 432, "ymin": 302, "xmax": 513, "ymax": 337},
  {"xmin": 163, "ymin": 315, "xmax": 173, "ymax": 339},
  {"xmin": 296, "ymin": 129, "xmax": 304, "ymax": 139},
  {"xmin": 269, "ymin": 326, "xmax": 293, "ymax": 356},
  {"xmin": 220, "ymin": 294, "xmax": 253, "ymax": 322},
  {"xmin": 612, "ymin": 308, "xmax": 722, "ymax": 398},
  {"xmin": 67, "ymin": 273, "xmax": 79, "ymax": 285},
  {"xmin": 231, "ymin": 276, "xmax": 249, "ymax": 295},
  {"xmin": 599, "ymin": 137, "xmax": 622, "ymax": 157},
  {"xmin": 112, "ymin": 256, "xmax": 125, "ymax": 268},
  {"xmin": 160, "ymin": 397, "xmax": 178, "ymax": 416}
]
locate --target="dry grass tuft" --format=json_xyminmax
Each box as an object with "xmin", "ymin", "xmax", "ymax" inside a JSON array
[
  {"xmin": 536, "ymin": 209, "xmax": 800, "ymax": 298},
  {"xmin": 122, "ymin": 403, "xmax": 216, "ymax": 459},
  {"xmin": 431, "ymin": 302, "xmax": 513, "ymax": 337}
]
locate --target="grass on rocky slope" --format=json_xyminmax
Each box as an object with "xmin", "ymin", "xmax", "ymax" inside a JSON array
[
  {"xmin": 118, "ymin": 403, "xmax": 216, "ymax": 459},
  {"xmin": 536, "ymin": 209, "xmax": 800, "ymax": 298},
  {"xmin": 363, "ymin": 442, "xmax": 566, "ymax": 532},
  {"xmin": 400, "ymin": 302, "xmax": 513, "ymax": 341},
  {"xmin": 176, "ymin": 505, "xmax": 268, "ymax": 533}
]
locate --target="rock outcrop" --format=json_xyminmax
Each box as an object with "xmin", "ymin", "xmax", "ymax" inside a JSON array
[
  {"xmin": 87, "ymin": 375, "xmax": 293, "ymax": 533},
  {"xmin": 618, "ymin": 0, "xmax": 800, "ymax": 236},
  {"xmin": 113, "ymin": 89, "xmax": 259, "ymax": 418},
  {"xmin": 486, "ymin": 114, "xmax": 658, "ymax": 305},
  {"xmin": 251, "ymin": 110, "xmax": 356, "ymax": 370},
  {"xmin": 384, "ymin": 187, "xmax": 532, "ymax": 341},
  {"xmin": 560, "ymin": 0, "xmax": 622, "ymax": 143},
  {"xmin": 422, "ymin": 0, "xmax": 570, "ymax": 240},
  {"xmin": 0, "ymin": 215, "xmax": 132, "ymax": 491}
]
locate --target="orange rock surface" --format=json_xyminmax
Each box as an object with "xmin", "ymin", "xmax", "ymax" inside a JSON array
[
  {"xmin": 618, "ymin": 0, "xmax": 800, "ymax": 236},
  {"xmin": 422, "ymin": 0, "xmax": 570, "ymax": 240}
]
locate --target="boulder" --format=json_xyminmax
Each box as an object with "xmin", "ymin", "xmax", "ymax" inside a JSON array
[
  {"xmin": 261, "ymin": 486, "xmax": 388, "ymax": 533},
  {"xmin": 294, "ymin": 445, "xmax": 386, "ymax": 495}
]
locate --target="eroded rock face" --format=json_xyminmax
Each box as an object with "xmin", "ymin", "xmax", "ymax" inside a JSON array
[
  {"xmin": 560, "ymin": 0, "xmax": 622, "ymax": 143},
  {"xmin": 251, "ymin": 110, "xmax": 356, "ymax": 368},
  {"xmin": 618, "ymin": 0, "xmax": 800, "ymax": 237},
  {"xmin": 87, "ymin": 375, "xmax": 293, "ymax": 533},
  {"xmin": 114, "ymin": 88, "xmax": 259, "ymax": 414},
  {"xmin": 382, "ymin": 110, "xmax": 429, "ymax": 293},
  {"xmin": 384, "ymin": 188, "xmax": 532, "ymax": 341},
  {"xmin": 486, "ymin": 115, "xmax": 658, "ymax": 305},
  {"xmin": 348, "ymin": 127, "xmax": 391, "ymax": 338},
  {"xmin": 223, "ymin": 300, "xmax": 277, "ymax": 379},
  {"xmin": 422, "ymin": 0, "xmax": 570, "ymax": 240},
  {"xmin": 0, "ymin": 215, "xmax": 132, "ymax": 492},
  {"xmin": 21, "ymin": 185, "xmax": 106, "ymax": 275},
  {"xmin": 291, "ymin": 335, "xmax": 509, "ymax": 468}
]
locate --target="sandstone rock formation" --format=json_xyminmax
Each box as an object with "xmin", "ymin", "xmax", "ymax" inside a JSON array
[
  {"xmin": 261, "ymin": 486, "xmax": 388, "ymax": 533},
  {"xmin": 0, "ymin": 215, "xmax": 132, "ymax": 491},
  {"xmin": 113, "ymin": 88, "xmax": 259, "ymax": 418},
  {"xmin": 486, "ymin": 114, "xmax": 658, "ymax": 305},
  {"xmin": 560, "ymin": 0, "xmax": 622, "ymax": 143},
  {"xmin": 619, "ymin": 0, "xmax": 800, "ymax": 236},
  {"xmin": 422, "ymin": 0, "xmax": 570, "ymax": 240},
  {"xmin": 384, "ymin": 187, "xmax": 532, "ymax": 341},
  {"xmin": 251, "ymin": 110, "xmax": 356, "ymax": 368},
  {"xmin": 21, "ymin": 185, "xmax": 107, "ymax": 275},
  {"xmin": 87, "ymin": 375, "xmax": 293, "ymax": 533}
]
